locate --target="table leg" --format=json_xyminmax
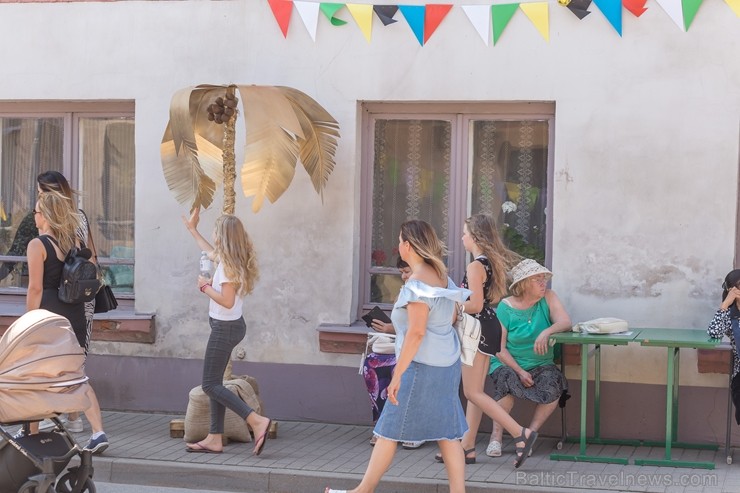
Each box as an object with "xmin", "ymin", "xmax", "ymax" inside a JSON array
[
  {"xmin": 634, "ymin": 347, "xmax": 715, "ymax": 469},
  {"xmin": 550, "ymin": 343, "xmax": 629, "ymax": 464}
]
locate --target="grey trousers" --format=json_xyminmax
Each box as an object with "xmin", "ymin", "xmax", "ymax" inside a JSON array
[{"xmin": 202, "ymin": 316, "xmax": 254, "ymax": 434}]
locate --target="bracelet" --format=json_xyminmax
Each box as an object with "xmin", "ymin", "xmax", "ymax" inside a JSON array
[{"xmin": 199, "ymin": 283, "xmax": 211, "ymax": 293}]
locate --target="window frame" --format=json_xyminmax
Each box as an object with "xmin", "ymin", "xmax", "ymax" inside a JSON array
[
  {"xmin": 0, "ymin": 100, "xmax": 135, "ymax": 299},
  {"xmin": 359, "ymin": 101, "xmax": 555, "ymax": 317}
]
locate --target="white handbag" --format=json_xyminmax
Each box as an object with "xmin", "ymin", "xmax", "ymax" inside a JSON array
[
  {"xmin": 358, "ymin": 332, "xmax": 397, "ymax": 374},
  {"xmin": 453, "ymin": 304, "xmax": 481, "ymax": 366},
  {"xmin": 573, "ymin": 317, "xmax": 629, "ymax": 334}
]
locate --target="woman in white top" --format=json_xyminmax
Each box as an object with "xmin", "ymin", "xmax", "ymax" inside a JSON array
[{"xmin": 183, "ymin": 209, "xmax": 272, "ymax": 455}]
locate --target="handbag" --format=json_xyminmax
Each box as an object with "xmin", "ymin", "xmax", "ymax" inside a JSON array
[
  {"xmin": 358, "ymin": 332, "xmax": 397, "ymax": 374},
  {"xmin": 94, "ymin": 284, "xmax": 118, "ymax": 313},
  {"xmin": 572, "ymin": 317, "xmax": 628, "ymax": 334},
  {"xmin": 83, "ymin": 211, "xmax": 119, "ymax": 313},
  {"xmin": 453, "ymin": 303, "xmax": 481, "ymax": 366}
]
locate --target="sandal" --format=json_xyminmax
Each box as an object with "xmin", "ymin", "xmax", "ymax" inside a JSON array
[
  {"xmin": 434, "ymin": 447, "xmax": 476, "ymax": 465},
  {"xmin": 513, "ymin": 427, "xmax": 538, "ymax": 469}
]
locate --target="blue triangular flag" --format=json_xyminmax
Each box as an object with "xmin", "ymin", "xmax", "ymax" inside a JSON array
[
  {"xmin": 398, "ymin": 5, "xmax": 426, "ymax": 46},
  {"xmin": 593, "ymin": 0, "xmax": 623, "ymax": 36}
]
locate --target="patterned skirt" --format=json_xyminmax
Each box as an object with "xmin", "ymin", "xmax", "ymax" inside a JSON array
[{"xmin": 490, "ymin": 364, "xmax": 567, "ymax": 404}]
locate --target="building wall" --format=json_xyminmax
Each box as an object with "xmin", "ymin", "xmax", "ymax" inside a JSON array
[{"xmin": 1, "ymin": 1, "xmax": 739, "ymax": 431}]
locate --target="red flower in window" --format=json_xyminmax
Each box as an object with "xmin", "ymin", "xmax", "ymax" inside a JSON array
[{"xmin": 371, "ymin": 249, "xmax": 387, "ymax": 266}]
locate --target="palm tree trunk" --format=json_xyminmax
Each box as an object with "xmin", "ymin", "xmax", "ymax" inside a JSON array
[{"xmin": 222, "ymin": 85, "xmax": 237, "ymax": 216}]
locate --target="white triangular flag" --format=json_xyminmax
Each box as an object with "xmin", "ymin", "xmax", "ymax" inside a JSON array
[
  {"xmin": 654, "ymin": 0, "xmax": 685, "ymax": 31},
  {"xmin": 294, "ymin": 1, "xmax": 320, "ymax": 41},
  {"xmin": 462, "ymin": 5, "xmax": 491, "ymax": 46}
]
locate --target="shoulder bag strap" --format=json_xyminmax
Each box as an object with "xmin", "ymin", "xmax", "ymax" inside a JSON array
[{"xmin": 81, "ymin": 210, "xmax": 98, "ymax": 264}]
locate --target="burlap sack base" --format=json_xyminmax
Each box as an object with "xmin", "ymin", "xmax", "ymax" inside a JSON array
[{"xmin": 183, "ymin": 376, "xmax": 264, "ymax": 444}]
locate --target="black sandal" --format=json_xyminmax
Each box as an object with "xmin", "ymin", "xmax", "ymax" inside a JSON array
[
  {"xmin": 513, "ymin": 427, "xmax": 538, "ymax": 469},
  {"xmin": 434, "ymin": 448, "xmax": 476, "ymax": 465}
]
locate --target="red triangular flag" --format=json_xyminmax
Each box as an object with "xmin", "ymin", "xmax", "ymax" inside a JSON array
[
  {"xmin": 268, "ymin": 0, "xmax": 293, "ymax": 38},
  {"xmin": 424, "ymin": 4, "xmax": 453, "ymax": 44},
  {"xmin": 623, "ymin": 0, "xmax": 648, "ymax": 16}
]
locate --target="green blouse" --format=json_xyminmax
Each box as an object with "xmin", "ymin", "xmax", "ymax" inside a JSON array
[{"xmin": 489, "ymin": 296, "xmax": 553, "ymax": 374}]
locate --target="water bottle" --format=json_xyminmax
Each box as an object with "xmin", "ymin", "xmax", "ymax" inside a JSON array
[{"xmin": 199, "ymin": 251, "xmax": 213, "ymax": 280}]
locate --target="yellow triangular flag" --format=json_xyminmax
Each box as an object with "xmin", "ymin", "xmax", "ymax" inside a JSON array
[
  {"xmin": 347, "ymin": 4, "xmax": 374, "ymax": 43},
  {"xmin": 520, "ymin": 3, "xmax": 549, "ymax": 42},
  {"xmin": 725, "ymin": 0, "xmax": 740, "ymax": 17}
]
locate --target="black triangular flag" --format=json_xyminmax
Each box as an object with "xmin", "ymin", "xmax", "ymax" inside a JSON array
[
  {"xmin": 567, "ymin": 0, "xmax": 592, "ymax": 19},
  {"xmin": 374, "ymin": 5, "xmax": 399, "ymax": 26}
]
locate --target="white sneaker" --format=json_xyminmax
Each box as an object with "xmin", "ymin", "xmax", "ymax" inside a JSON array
[
  {"xmin": 66, "ymin": 417, "xmax": 84, "ymax": 433},
  {"xmin": 486, "ymin": 440, "xmax": 502, "ymax": 457},
  {"xmin": 38, "ymin": 418, "xmax": 59, "ymax": 431},
  {"xmin": 401, "ymin": 440, "xmax": 425, "ymax": 450}
]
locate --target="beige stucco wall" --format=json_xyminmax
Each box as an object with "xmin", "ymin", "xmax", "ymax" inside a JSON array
[{"xmin": 1, "ymin": 1, "xmax": 738, "ymax": 387}]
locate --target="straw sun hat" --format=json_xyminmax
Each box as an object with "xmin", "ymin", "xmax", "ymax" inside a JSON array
[{"xmin": 509, "ymin": 259, "xmax": 552, "ymax": 290}]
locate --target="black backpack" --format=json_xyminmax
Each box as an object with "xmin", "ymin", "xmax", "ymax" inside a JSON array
[{"xmin": 48, "ymin": 236, "xmax": 102, "ymax": 304}]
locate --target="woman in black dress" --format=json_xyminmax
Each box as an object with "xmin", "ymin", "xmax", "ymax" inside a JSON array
[{"xmin": 26, "ymin": 190, "xmax": 109, "ymax": 453}]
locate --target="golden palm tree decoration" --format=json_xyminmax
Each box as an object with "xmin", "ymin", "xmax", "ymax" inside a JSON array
[{"xmin": 161, "ymin": 84, "xmax": 340, "ymax": 214}]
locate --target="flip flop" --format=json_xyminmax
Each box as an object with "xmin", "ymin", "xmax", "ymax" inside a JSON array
[
  {"xmin": 325, "ymin": 489, "xmax": 347, "ymax": 493},
  {"xmin": 186, "ymin": 442, "xmax": 222, "ymax": 454},
  {"xmin": 253, "ymin": 419, "xmax": 272, "ymax": 456}
]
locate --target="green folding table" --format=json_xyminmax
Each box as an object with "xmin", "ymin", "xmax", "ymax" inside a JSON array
[
  {"xmin": 632, "ymin": 328, "xmax": 722, "ymax": 469},
  {"xmin": 549, "ymin": 330, "xmax": 641, "ymax": 464}
]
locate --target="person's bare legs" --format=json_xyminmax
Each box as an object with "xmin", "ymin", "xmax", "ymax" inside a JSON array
[
  {"xmin": 530, "ymin": 401, "xmax": 558, "ymax": 433},
  {"xmin": 82, "ymin": 386, "xmax": 104, "ymax": 433},
  {"xmin": 459, "ymin": 351, "xmax": 491, "ymax": 455},
  {"xmin": 439, "ymin": 439, "xmax": 466, "ymax": 493},
  {"xmin": 326, "ymin": 437, "xmax": 398, "ymax": 493},
  {"xmin": 490, "ymin": 395, "xmax": 514, "ymax": 445}
]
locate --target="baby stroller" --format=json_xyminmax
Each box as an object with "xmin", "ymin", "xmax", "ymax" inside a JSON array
[{"xmin": 0, "ymin": 310, "xmax": 95, "ymax": 493}]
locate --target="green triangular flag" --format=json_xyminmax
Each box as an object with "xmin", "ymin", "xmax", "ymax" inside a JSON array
[
  {"xmin": 682, "ymin": 0, "xmax": 703, "ymax": 30},
  {"xmin": 320, "ymin": 3, "xmax": 348, "ymax": 26},
  {"xmin": 491, "ymin": 4, "xmax": 520, "ymax": 45}
]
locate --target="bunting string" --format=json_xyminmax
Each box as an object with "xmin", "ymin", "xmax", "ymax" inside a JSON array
[{"xmin": 268, "ymin": 0, "xmax": 738, "ymax": 45}]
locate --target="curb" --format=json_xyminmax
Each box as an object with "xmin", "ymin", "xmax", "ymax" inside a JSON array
[{"xmin": 91, "ymin": 456, "xmax": 617, "ymax": 493}]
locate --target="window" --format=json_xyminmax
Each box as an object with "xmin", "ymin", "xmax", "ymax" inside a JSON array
[
  {"xmin": 0, "ymin": 101, "xmax": 135, "ymax": 296},
  {"xmin": 360, "ymin": 102, "xmax": 554, "ymax": 312}
]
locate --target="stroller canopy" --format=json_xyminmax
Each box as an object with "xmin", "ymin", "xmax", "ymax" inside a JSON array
[{"xmin": 0, "ymin": 309, "xmax": 90, "ymax": 422}]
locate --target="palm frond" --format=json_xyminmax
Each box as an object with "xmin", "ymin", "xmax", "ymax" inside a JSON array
[
  {"xmin": 161, "ymin": 86, "xmax": 226, "ymax": 211},
  {"xmin": 278, "ymin": 87, "xmax": 340, "ymax": 199},
  {"xmin": 237, "ymin": 86, "xmax": 304, "ymax": 212}
]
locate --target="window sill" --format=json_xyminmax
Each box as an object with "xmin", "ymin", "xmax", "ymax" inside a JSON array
[
  {"xmin": 317, "ymin": 321, "xmax": 370, "ymax": 354},
  {"xmin": 0, "ymin": 295, "xmax": 155, "ymax": 344}
]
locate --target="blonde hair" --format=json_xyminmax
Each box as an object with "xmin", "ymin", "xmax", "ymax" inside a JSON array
[
  {"xmin": 510, "ymin": 280, "xmax": 527, "ymax": 298},
  {"xmin": 465, "ymin": 214, "xmax": 521, "ymax": 303},
  {"xmin": 37, "ymin": 190, "xmax": 82, "ymax": 254},
  {"xmin": 400, "ymin": 220, "xmax": 447, "ymax": 280},
  {"xmin": 213, "ymin": 215, "xmax": 259, "ymax": 297}
]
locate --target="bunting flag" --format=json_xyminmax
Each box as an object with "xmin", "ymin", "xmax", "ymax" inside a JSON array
[
  {"xmin": 654, "ymin": 0, "xmax": 705, "ymax": 31},
  {"xmin": 623, "ymin": 0, "xmax": 648, "ymax": 17},
  {"xmin": 726, "ymin": 0, "xmax": 740, "ymax": 16},
  {"xmin": 268, "ymin": 0, "xmax": 293, "ymax": 38},
  {"xmin": 462, "ymin": 5, "xmax": 492, "ymax": 45},
  {"xmin": 374, "ymin": 5, "xmax": 399, "ymax": 25},
  {"xmin": 320, "ymin": 3, "xmax": 348, "ymax": 25},
  {"xmin": 682, "ymin": 0, "xmax": 704, "ymax": 30},
  {"xmin": 348, "ymin": 4, "xmax": 374, "ymax": 42},
  {"xmin": 593, "ymin": 0, "xmax": 622, "ymax": 35},
  {"xmin": 398, "ymin": 5, "xmax": 426, "ymax": 45},
  {"xmin": 268, "ymin": 1, "xmax": 739, "ymax": 42},
  {"xmin": 424, "ymin": 5, "xmax": 453, "ymax": 44},
  {"xmin": 654, "ymin": 0, "xmax": 686, "ymax": 30},
  {"xmin": 295, "ymin": 1, "xmax": 320, "ymax": 40},
  {"xmin": 520, "ymin": 3, "xmax": 550, "ymax": 42},
  {"xmin": 564, "ymin": 0, "xmax": 592, "ymax": 19},
  {"xmin": 491, "ymin": 4, "xmax": 520, "ymax": 45}
]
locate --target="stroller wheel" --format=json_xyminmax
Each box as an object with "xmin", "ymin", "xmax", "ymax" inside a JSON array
[
  {"xmin": 54, "ymin": 473, "xmax": 96, "ymax": 493},
  {"xmin": 18, "ymin": 480, "xmax": 54, "ymax": 493}
]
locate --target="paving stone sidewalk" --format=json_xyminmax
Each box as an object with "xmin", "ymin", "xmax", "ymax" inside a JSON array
[{"xmin": 59, "ymin": 411, "xmax": 740, "ymax": 492}]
